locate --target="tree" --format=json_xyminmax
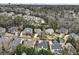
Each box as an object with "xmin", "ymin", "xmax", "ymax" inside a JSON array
[
  {"xmin": 38, "ymin": 49, "xmax": 53, "ymax": 55},
  {"xmin": 76, "ymin": 40, "xmax": 79, "ymax": 54},
  {"xmin": 15, "ymin": 44, "xmax": 37, "ymax": 55},
  {"xmin": 51, "ymin": 20, "xmax": 58, "ymax": 32},
  {"xmin": 25, "ymin": 47, "xmax": 37, "ymax": 55},
  {"xmin": 15, "ymin": 44, "xmax": 53, "ymax": 55},
  {"xmin": 15, "ymin": 44, "xmax": 23, "ymax": 55},
  {"xmin": 13, "ymin": 16, "xmax": 24, "ymax": 26},
  {"xmin": 71, "ymin": 37, "xmax": 76, "ymax": 49},
  {"xmin": 0, "ymin": 16, "xmax": 11, "ymax": 27},
  {"xmin": 62, "ymin": 48, "xmax": 69, "ymax": 55},
  {"xmin": 77, "ymin": 51, "xmax": 79, "ymax": 55}
]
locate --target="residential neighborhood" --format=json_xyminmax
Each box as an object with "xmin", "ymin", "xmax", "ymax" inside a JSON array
[{"xmin": 0, "ymin": 4, "xmax": 78, "ymax": 55}]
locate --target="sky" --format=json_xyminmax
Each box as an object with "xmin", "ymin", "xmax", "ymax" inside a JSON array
[{"xmin": 0, "ymin": 0, "xmax": 79, "ymax": 5}]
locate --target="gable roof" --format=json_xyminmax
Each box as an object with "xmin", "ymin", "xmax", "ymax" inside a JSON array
[
  {"xmin": 0, "ymin": 27, "xmax": 6, "ymax": 33},
  {"xmin": 22, "ymin": 28, "xmax": 33, "ymax": 34},
  {"xmin": 51, "ymin": 41, "xmax": 63, "ymax": 50},
  {"xmin": 9, "ymin": 38, "xmax": 22, "ymax": 49},
  {"xmin": 8, "ymin": 27, "xmax": 18, "ymax": 33},
  {"xmin": 56, "ymin": 28, "xmax": 68, "ymax": 34},
  {"xmin": 34, "ymin": 29, "xmax": 42, "ymax": 34},
  {"xmin": 36, "ymin": 40, "xmax": 48, "ymax": 49},
  {"xmin": 45, "ymin": 28, "xmax": 54, "ymax": 35}
]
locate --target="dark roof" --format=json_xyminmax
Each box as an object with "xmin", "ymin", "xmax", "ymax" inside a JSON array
[
  {"xmin": 8, "ymin": 27, "xmax": 18, "ymax": 33},
  {"xmin": 51, "ymin": 41, "xmax": 63, "ymax": 50},
  {"xmin": 36, "ymin": 40, "xmax": 48, "ymax": 49},
  {"xmin": 9, "ymin": 38, "xmax": 22, "ymax": 48}
]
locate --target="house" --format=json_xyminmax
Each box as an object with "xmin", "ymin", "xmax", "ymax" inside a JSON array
[
  {"xmin": 9, "ymin": 37, "xmax": 22, "ymax": 50},
  {"xmin": 8, "ymin": 38, "xmax": 23, "ymax": 53},
  {"xmin": 65, "ymin": 43, "xmax": 76, "ymax": 54},
  {"xmin": 35, "ymin": 40, "xmax": 49, "ymax": 51},
  {"xmin": 23, "ymin": 39, "xmax": 36, "ymax": 48},
  {"xmin": 56, "ymin": 28, "xmax": 68, "ymax": 34},
  {"xmin": 8, "ymin": 27, "xmax": 20, "ymax": 36},
  {"xmin": 59, "ymin": 38, "xmax": 65, "ymax": 45},
  {"xmin": 45, "ymin": 28, "xmax": 54, "ymax": 35},
  {"xmin": 1, "ymin": 37, "xmax": 10, "ymax": 50},
  {"xmin": 20, "ymin": 28, "xmax": 33, "ymax": 36},
  {"xmin": 8, "ymin": 27, "xmax": 18, "ymax": 33},
  {"xmin": 49, "ymin": 40, "xmax": 63, "ymax": 54},
  {"xmin": 0, "ymin": 36, "xmax": 11, "ymax": 52},
  {"xmin": 34, "ymin": 28, "xmax": 42, "ymax": 35},
  {"xmin": 69, "ymin": 33, "xmax": 79, "ymax": 41},
  {"xmin": 0, "ymin": 27, "xmax": 6, "ymax": 35}
]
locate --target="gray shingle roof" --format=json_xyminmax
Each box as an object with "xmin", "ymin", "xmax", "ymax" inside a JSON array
[
  {"xmin": 0, "ymin": 37, "xmax": 11, "ymax": 50},
  {"xmin": 45, "ymin": 28, "xmax": 54, "ymax": 35},
  {"xmin": 8, "ymin": 27, "xmax": 18, "ymax": 33},
  {"xmin": 9, "ymin": 38, "xmax": 22, "ymax": 49},
  {"xmin": 51, "ymin": 41, "xmax": 63, "ymax": 50},
  {"xmin": 34, "ymin": 29, "xmax": 41, "ymax": 34},
  {"xmin": 57, "ymin": 28, "xmax": 68, "ymax": 34},
  {"xmin": 22, "ymin": 28, "xmax": 33, "ymax": 34},
  {"xmin": 69, "ymin": 33, "xmax": 79, "ymax": 41},
  {"xmin": 36, "ymin": 40, "xmax": 48, "ymax": 49},
  {"xmin": 65, "ymin": 43, "xmax": 76, "ymax": 53},
  {"xmin": 0, "ymin": 37, "xmax": 10, "ymax": 43},
  {"xmin": 0, "ymin": 27, "xmax": 6, "ymax": 33}
]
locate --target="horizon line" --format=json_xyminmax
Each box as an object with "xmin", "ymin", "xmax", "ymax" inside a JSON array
[{"xmin": 0, "ymin": 3, "xmax": 79, "ymax": 5}]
